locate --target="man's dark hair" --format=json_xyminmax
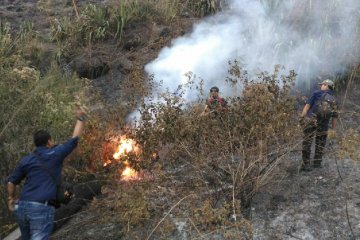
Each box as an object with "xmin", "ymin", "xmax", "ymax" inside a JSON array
[
  {"xmin": 210, "ymin": 86, "xmax": 219, "ymax": 92},
  {"xmin": 34, "ymin": 130, "xmax": 51, "ymax": 147}
]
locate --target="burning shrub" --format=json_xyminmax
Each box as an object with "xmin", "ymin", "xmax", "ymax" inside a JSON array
[{"xmin": 90, "ymin": 63, "xmax": 293, "ymax": 238}]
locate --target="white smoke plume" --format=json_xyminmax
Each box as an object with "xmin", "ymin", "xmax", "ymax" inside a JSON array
[{"xmin": 145, "ymin": 0, "xmax": 360, "ymax": 98}]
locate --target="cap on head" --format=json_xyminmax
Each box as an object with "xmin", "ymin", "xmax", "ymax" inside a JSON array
[
  {"xmin": 210, "ymin": 86, "xmax": 219, "ymax": 92},
  {"xmin": 318, "ymin": 79, "xmax": 334, "ymax": 88}
]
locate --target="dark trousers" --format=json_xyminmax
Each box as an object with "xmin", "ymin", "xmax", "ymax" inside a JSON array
[{"xmin": 302, "ymin": 120, "xmax": 328, "ymax": 164}]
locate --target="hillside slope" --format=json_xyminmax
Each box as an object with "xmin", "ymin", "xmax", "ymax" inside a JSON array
[{"xmin": 2, "ymin": 1, "xmax": 360, "ymax": 240}]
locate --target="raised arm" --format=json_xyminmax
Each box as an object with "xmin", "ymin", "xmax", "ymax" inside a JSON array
[{"xmin": 72, "ymin": 107, "xmax": 86, "ymax": 138}]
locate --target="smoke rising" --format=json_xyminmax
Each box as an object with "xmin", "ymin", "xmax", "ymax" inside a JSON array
[{"xmin": 145, "ymin": 0, "xmax": 360, "ymax": 98}]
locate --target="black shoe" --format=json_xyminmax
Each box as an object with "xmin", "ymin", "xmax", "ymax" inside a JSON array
[{"xmin": 300, "ymin": 164, "xmax": 312, "ymax": 172}]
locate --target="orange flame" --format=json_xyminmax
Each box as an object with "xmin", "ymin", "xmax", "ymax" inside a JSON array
[
  {"xmin": 113, "ymin": 137, "xmax": 139, "ymax": 160},
  {"xmin": 111, "ymin": 136, "xmax": 139, "ymax": 180},
  {"xmin": 103, "ymin": 159, "xmax": 112, "ymax": 167},
  {"xmin": 121, "ymin": 166, "xmax": 138, "ymax": 180}
]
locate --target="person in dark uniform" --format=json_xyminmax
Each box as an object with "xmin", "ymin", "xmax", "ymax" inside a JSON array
[{"xmin": 299, "ymin": 79, "xmax": 338, "ymax": 171}]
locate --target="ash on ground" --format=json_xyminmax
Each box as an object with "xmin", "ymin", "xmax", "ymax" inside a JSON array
[{"xmin": 251, "ymin": 147, "xmax": 360, "ymax": 240}]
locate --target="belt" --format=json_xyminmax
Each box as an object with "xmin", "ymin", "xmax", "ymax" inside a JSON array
[
  {"xmin": 18, "ymin": 200, "xmax": 57, "ymax": 207},
  {"xmin": 36, "ymin": 200, "xmax": 56, "ymax": 207}
]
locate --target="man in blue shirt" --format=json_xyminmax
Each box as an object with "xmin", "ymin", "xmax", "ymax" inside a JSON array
[
  {"xmin": 299, "ymin": 79, "xmax": 338, "ymax": 171},
  {"xmin": 7, "ymin": 107, "xmax": 86, "ymax": 240}
]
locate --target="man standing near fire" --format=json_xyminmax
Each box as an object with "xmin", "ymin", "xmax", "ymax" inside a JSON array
[
  {"xmin": 7, "ymin": 106, "xmax": 86, "ymax": 240},
  {"xmin": 299, "ymin": 79, "xmax": 338, "ymax": 171},
  {"xmin": 201, "ymin": 86, "xmax": 227, "ymax": 116}
]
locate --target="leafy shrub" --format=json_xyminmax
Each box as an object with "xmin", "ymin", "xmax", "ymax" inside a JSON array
[
  {"xmin": 0, "ymin": 21, "xmax": 13, "ymax": 59},
  {"xmin": 0, "ymin": 20, "xmax": 37, "ymax": 62},
  {"xmin": 91, "ymin": 62, "xmax": 296, "ymax": 238}
]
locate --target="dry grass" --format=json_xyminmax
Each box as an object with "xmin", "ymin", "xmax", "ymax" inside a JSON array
[{"xmin": 78, "ymin": 62, "xmax": 299, "ymax": 239}]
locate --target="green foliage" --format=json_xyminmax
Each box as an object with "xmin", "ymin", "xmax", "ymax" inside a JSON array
[
  {"xmin": 188, "ymin": 0, "xmax": 223, "ymax": 17},
  {"xmin": 112, "ymin": 1, "xmax": 128, "ymax": 40},
  {"xmin": 50, "ymin": 4, "xmax": 110, "ymax": 59},
  {"xmin": 49, "ymin": 0, "xmax": 182, "ymax": 57},
  {"xmin": 50, "ymin": 17, "xmax": 76, "ymax": 43},
  {"xmin": 81, "ymin": 4, "xmax": 110, "ymax": 43},
  {"xmin": 18, "ymin": 21, "xmax": 36, "ymax": 41},
  {"xmin": 0, "ymin": 20, "xmax": 12, "ymax": 56},
  {"xmin": 110, "ymin": 0, "xmax": 180, "ymax": 24},
  {"xmin": 50, "ymin": 4, "xmax": 110, "ymax": 58},
  {"xmin": 0, "ymin": 62, "xmax": 88, "ymax": 167}
]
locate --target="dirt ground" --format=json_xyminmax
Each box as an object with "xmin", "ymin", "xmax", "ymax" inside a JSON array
[{"xmin": 251, "ymin": 150, "xmax": 360, "ymax": 240}]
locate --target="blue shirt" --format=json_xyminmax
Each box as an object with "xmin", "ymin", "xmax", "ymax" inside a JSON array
[
  {"xmin": 8, "ymin": 137, "xmax": 79, "ymax": 202},
  {"xmin": 306, "ymin": 89, "xmax": 335, "ymax": 118}
]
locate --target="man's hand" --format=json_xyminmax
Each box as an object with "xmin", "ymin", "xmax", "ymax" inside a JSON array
[
  {"xmin": 75, "ymin": 105, "xmax": 87, "ymax": 120},
  {"xmin": 8, "ymin": 197, "xmax": 15, "ymax": 212},
  {"xmin": 328, "ymin": 129, "xmax": 336, "ymax": 139},
  {"xmin": 7, "ymin": 182, "xmax": 16, "ymax": 211}
]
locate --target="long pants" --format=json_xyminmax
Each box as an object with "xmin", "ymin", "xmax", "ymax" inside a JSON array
[
  {"xmin": 302, "ymin": 120, "xmax": 328, "ymax": 164},
  {"xmin": 15, "ymin": 201, "xmax": 55, "ymax": 240}
]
